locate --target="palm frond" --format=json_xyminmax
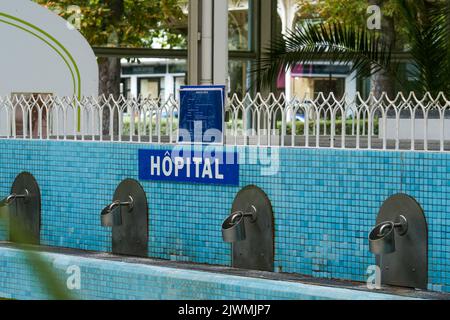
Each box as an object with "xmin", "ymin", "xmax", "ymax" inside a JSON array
[
  {"xmin": 256, "ymin": 22, "xmax": 397, "ymax": 90},
  {"xmin": 257, "ymin": 0, "xmax": 450, "ymax": 96},
  {"xmin": 395, "ymin": 0, "xmax": 448, "ymax": 95},
  {"xmin": 427, "ymin": 0, "xmax": 450, "ymax": 95}
]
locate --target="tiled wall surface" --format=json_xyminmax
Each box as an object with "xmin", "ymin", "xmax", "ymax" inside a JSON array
[
  {"xmin": 0, "ymin": 140, "xmax": 449, "ymax": 292},
  {"xmin": 0, "ymin": 246, "xmax": 413, "ymax": 300}
]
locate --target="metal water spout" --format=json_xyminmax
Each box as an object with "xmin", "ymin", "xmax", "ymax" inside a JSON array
[
  {"xmin": 0, "ymin": 190, "xmax": 30, "ymax": 208},
  {"xmin": 369, "ymin": 215, "xmax": 408, "ymax": 255},
  {"xmin": 222, "ymin": 205, "xmax": 257, "ymax": 242},
  {"xmin": 101, "ymin": 196, "xmax": 134, "ymax": 227}
]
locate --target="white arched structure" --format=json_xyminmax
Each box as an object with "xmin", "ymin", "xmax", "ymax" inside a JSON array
[{"xmin": 0, "ymin": 0, "xmax": 98, "ymax": 135}]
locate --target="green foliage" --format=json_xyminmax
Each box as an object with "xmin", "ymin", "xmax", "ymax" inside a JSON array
[
  {"xmin": 296, "ymin": 0, "xmax": 372, "ymax": 27},
  {"xmin": 296, "ymin": 0, "xmax": 398, "ymax": 29},
  {"xmin": 122, "ymin": 117, "xmax": 178, "ymax": 135},
  {"xmin": 259, "ymin": 0, "xmax": 450, "ymax": 96},
  {"xmin": 396, "ymin": 0, "xmax": 450, "ymax": 95},
  {"xmin": 278, "ymin": 119, "xmax": 379, "ymax": 136},
  {"xmin": 34, "ymin": 0, "xmax": 187, "ymax": 48},
  {"xmin": 257, "ymin": 22, "xmax": 396, "ymax": 89}
]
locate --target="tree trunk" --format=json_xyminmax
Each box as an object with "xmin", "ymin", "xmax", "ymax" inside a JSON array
[
  {"xmin": 98, "ymin": 0, "xmax": 124, "ymax": 136},
  {"xmin": 98, "ymin": 57, "xmax": 121, "ymax": 98},
  {"xmin": 368, "ymin": 0, "xmax": 397, "ymax": 99},
  {"xmin": 98, "ymin": 57, "xmax": 121, "ymax": 135}
]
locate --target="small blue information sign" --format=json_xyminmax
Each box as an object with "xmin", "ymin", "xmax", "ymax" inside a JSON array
[
  {"xmin": 179, "ymin": 85, "xmax": 225, "ymax": 144},
  {"xmin": 138, "ymin": 148, "xmax": 239, "ymax": 186}
]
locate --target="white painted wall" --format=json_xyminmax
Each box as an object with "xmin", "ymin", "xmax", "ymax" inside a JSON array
[
  {"xmin": 278, "ymin": 0, "xmax": 299, "ymax": 104},
  {"xmin": 380, "ymin": 118, "xmax": 450, "ymax": 140},
  {"xmin": 345, "ymin": 71, "xmax": 357, "ymax": 105},
  {"xmin": 0, "ymin": 0, "xmax": 98, "ymax": 136},
  {"xmin": 213, "ymin": 0, "xmax": 228, "ymax": 87}
]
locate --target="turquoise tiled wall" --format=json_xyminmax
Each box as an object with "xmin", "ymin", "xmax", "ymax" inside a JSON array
[
  {"xmin": 0, "ymin": 246, "xmax": 413, "ymax": 300},
  {"xmin": 0, "ymin": 140, "xmax": 449, "ymax": 293}
]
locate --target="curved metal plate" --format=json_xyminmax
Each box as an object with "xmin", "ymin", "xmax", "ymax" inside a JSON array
[
  {"xmin": 231, "ymin": 185, "xmax": 274, "ymax": 272},
  {"xmin": 10, "ymin": 172, "xmax": 41, "ymax": 245},
  {"xmin": 375, "ymin": 193, "xmax": 428, "ymax": 289},
  {"xmin": 112, "ymin": 179, "xmax": 148, "ymax": 257}
]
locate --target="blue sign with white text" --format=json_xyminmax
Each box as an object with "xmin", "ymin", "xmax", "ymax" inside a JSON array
[
  {"xmin": 138, "ymin": 149, "xmax": 239, "ymax": 186},
  {"xmin": 179, "ymin": 85, "xmax": 225, "ymax": 144}
]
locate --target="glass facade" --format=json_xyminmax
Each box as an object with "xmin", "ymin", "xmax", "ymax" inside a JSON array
[
  {"xmin": 37, "ymin": 0, "xmax": 405, "ymax": 100},
  {"xmin": 229, "ymin": 60, "xmax": 250, "ymax": 98},
  {"xmin": 121, "ymin": 58, "xmax": 187, "ymax": 99},
  {"xmin": 228, "ymin": 0, "xmax": 250, "ymax": 51},
  {"xmin": 282, "ymin": 64, "xmax": 352, "ymax": 100},
  {"xmin": 108, "ymin": 0, "xmax": 368, "ymax": 100},
  {"xmin": 118, "ymin": 0, "xmax": 256, "ymax": 99}
]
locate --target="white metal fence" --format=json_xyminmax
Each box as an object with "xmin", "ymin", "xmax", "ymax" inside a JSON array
[{"xmin": 1, "ymin": 92, "xmax": 450, "ymax": 151}]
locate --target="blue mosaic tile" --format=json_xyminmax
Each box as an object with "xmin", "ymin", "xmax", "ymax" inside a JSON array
[
  {"xmin": 0, "ymin": 140, "xmax": 449, "ymax": 292},
  {"xmin": 0, "ymin": 247, "xmax": 416, "ymax": 300}
]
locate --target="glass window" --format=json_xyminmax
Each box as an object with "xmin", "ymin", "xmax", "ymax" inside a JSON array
[
  {"xmin": 228, "ymin": 0, "xmax": 250, "ymax": 51},
  {"xmin": 120, "ymin": 78, "xmax": 131, "ymax": 98},
  {"xmin": 169, "ymin": 63, "xmax": 187, "ymax": 74},
  {"xmin": 174, "ymin": 76, "xmax": 186, "ymax": 100},
  {"xmin": 279, "ymin": 64, "xmax": 353, "ymax": 100},
  {"xmin": 229, "ymin": 60, "xmax": 251, "ymax": 98},
  {"xmin": 122, "ymin": 58, "xmax": 187, "ymax": 99},
  {"xmin": 123, "ymin": 65, "xmax": 167, "ymax": 75},
  {"xmin": 292, "ymin": 77, "xmax": 346, "ymax": 100},
  {"xmin": 138, "ymin": 78, "xmax": 161, "ymax": 98}
]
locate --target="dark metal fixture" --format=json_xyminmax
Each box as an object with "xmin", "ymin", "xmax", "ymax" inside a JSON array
[
  {"xmin": 368, "ymin": 193, "xmax": 428, "ymax": 289},
  {"xmin": 0, "ymin": 172, "xmax": 41, "ymax": 245},
  {"xmin": 0, "ymin": 190, "xmax": 30, "ymax": 208},
  {"xmin": 101, "ymin": 196, "xmax": 134, "ymax": 227},
  {"xmin": 369, "ymin": 215, "xmax": 408, "ymax": 255},
  {"xmin": 222, "ymin": 205, "xmax": 257, "ymax": 242},
  {"xmin": 101, "ymin": 179, "xmax": 148, "ymax": 257},
  {"xmin": 222, "ymin": 185, "xmax": 274, "ymax": 272}
]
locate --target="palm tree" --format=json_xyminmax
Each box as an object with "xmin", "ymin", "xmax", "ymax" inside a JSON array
[{"xmin": 257, "ymin": 0, "xmax": 450, "ymax": 98}]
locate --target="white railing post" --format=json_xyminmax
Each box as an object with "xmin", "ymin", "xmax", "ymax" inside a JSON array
[{"xmin": 0, "ymin": 92, "xmax": 449, "ymax": 153}]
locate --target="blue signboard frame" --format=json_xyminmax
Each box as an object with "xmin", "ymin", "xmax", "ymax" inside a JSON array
[
  {"xmin": 138, "ymin": 148, "xmax": 239, "ymax": 186},
  {"xmin": 178, "ymin": 85, "xmax": 226, "ymax": 145}
]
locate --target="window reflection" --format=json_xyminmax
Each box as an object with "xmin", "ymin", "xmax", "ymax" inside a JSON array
[
  {"xmin": 121, "ymin": 58, "xmax": 186, "ymax": 99},
  {"xmin": 228, "ymin": 0, "xmax": 250, "ymax": 51},
  {"xmin": 110, "ymin": 1, "xmax": 256, "ymax": 99},
  {"xmin": 229, "ymin": 60, "xmax": 250, "ymax": 98},
  {"xmin": 120, "ymin": 57, "xmax": 252, "ymax": 99}
]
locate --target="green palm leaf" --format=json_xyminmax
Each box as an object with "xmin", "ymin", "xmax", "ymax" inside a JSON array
[
  {"xmin": 257, "ymin": 0, "xmax": 450, "ymax": 97},
  {"xmin": 397, "ymin": 0, "xmax": 449, "ymax": 95},
  {"xmin": 427, "ymin": 0, "xmax": 450, "ymax": 95},
  {"xmin": 256, "ymin": 22, "xmax": 397, "ymax": 90}
]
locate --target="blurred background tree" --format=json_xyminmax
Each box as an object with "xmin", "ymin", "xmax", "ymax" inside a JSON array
[
  {"xmin": 35, "ymin": 0, "xmax": 187, "ymax": 134},
  {"xmin": 35, "ymin": 0, "xmax": 187, "ymax": 98}
]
